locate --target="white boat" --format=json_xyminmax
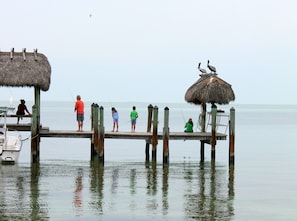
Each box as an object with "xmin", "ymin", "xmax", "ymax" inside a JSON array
[{"xmin": 0, "ymin": 107, "xmax": 22, "ymax": 163}]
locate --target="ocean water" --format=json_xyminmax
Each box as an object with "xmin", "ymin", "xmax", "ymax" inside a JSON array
[{"xmin": 0, "ymin": 101, "xmax": 297, "ymax": 220}]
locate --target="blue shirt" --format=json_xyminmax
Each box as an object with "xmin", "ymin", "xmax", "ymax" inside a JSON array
[{"xmin": 113, "ymin": 112, "xmax": 119, "ymax": 120}]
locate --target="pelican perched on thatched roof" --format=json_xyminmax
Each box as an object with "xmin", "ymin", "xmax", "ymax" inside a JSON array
[
  {"xmin": 198, "ymin": 62, "xmax": 207, "ymax": 74},
  {"xmin": 207, "ymin": 60, "xmax": 216, "ymax": 73}
]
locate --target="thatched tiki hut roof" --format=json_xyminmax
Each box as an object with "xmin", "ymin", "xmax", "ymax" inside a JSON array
[
  {"xmin": 185, "ymin": 69, "xmax": 235, "ymax": 133},
  {"xmin": 185, "ymin": 73, "xmax": 235, "ymax": 105},
  {"xmin": 0, "ymin": 48, "xmax": 51, "ymax": 91}
]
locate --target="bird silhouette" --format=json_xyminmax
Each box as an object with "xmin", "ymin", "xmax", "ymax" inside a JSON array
[
  {"xmin": 10, "ymin": 48, "xmax": 14, "ymax": 60},
  {"xmin": 207, "ymin": 60, "xmax": 216, "ymax": 73},
  {"xmin": 198, "ymin": 62, "xmax": 207, "ymax": 74}
]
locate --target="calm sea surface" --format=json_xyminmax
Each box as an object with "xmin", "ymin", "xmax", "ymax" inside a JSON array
[{"xmin": 1, "ymin": 101, "xmax": 297, "ymax": 221}]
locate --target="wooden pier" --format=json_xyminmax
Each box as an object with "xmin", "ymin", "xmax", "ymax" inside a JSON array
[
  {"xmin": 3, "ymin": 104, "xmax": 235, "ymax": 165},
  {"xmin": 0, "ymin": 49, "xmax": 236, "ymax": 166}
]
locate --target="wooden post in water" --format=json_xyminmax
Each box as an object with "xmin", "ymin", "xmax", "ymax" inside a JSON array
[
  {"xmin": 91, "ymin": 104, "xmax": 95, "ymax": 159},
  {"xmin": 163, "ymin": 107, "xmax": 169, "ymax": 164},
  {"xmin": 211, "ymin": 103, "xmax": 217, "ymax": 160},
  {"xmin": 91, "ymin": 103, "xmax": 99, "ymax": 160},
  {"xmin": 31, "ymin": 105, "xmax": 39, "ymax": 162},
  {"xmin": 229, "ymin": 107, "xmax": 235, "ymax": 165},
  {"xmin": 200, "ymin": 103, "xmax": 207, "ymax": 161},
  {"xmin": 201, "ymin": 103, "xmax": 206, "ymax": 132},
  {"xmin": 152, "ymin": 106, "xmax": 158, "ymax": 161},
  {"xmin": 145, "ymin": 104, "xmax": 153, "ymax": 161},
  {"xmin": 99, "ymin": 106, "xmax": 104, "ymax": 163},
  {"xmin": 200, "ymin": 141, "xmax": 205, "ymax": 162},
  {"xmin": 31, "ymin": 86, "xmax": 41, "ymax": 163}
]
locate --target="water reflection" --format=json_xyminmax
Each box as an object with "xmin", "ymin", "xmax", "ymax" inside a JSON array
[
  {"xmin": 162, "ymin": 165, "xmax": 169, "ymax": 215},
  {"xmin": 145, "ymin": 162, "xmax": 169, "ymax": 215},
  {"xmin": 88, "ymin": 160, "xmax": 234, "ymax": 220},
  {"xmin": 0, "ymin": 163, "xmax": 49, "ymax": 221},
  {"xmin": 73, "ymin": 168, "xmax": 83, "ymax": 217},
  {"xmin": 89, "ymin": 160, "xmax": 104, "ymax": 214},
  {"xmin": 183, "ymin": 161, "xmax": 235, "ymax": 220},
  {"xmin": 30, "ymin": 163, "xmax": 49, "ymax": 221},
  {"xmin": 130, "ymin": 168, "xmax": 136, "ymax": 195},
  {"xmin": 0, "ymin": 160, "xmax": 234, "ymax": 220},
  {"xmin": 146, "ymin": 161, "xmax": 158, "ymax": 212},
  {"xmin": 129, "ymin": 168, "xmax": 137, "ymax": 210}
]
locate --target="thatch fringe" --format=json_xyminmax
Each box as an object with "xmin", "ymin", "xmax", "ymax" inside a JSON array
[{"xmin": 0, "ymin": 50, "xmax": 51, "ymax": 91}]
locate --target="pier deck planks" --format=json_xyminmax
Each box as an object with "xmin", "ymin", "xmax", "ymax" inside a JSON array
[
  {"xmin": 3, "ymin": 124, "xmax": 227, "ymax": 141},
  {"xmin": 39, "ymin": 129, "xmax": 227, "ymax": 141}
]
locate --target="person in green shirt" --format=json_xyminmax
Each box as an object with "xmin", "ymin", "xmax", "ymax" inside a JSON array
[
  {"xmin": 130, "ymin": 106, "xmax": 138, "ymax": 132},
  {"xmin": 184, "ymin": 118, "xmax": 193, "ymax": 133}
]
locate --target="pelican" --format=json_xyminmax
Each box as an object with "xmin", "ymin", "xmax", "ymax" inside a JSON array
[
  {"xmin": 207, "ymin": 60, "xmax": 216, "ymax": 73},
  {"xmin": 198, "ymin": 62, "xmax": 207, "ymax": 74}
]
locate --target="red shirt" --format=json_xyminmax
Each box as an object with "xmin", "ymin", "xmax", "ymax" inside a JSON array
[{"xmin": 75, "ymin": 100, "xmax": 84, "ymax": 114}]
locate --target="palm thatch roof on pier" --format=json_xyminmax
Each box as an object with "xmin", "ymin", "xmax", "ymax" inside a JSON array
[
  {"xmin": 185, "ymin": 73, "xmax": 235, "ymax": 105},
  {"xmin": 0, "ymin": 49, "xmax": 51, "ymax": 91}
]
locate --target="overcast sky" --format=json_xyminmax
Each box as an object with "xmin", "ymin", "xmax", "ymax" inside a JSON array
[{"xmin": 1, "ymin": 0, "xmax": 297, "ymax": 105}]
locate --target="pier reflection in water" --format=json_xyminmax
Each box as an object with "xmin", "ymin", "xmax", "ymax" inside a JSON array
[
  {"xmin": 0, "ymin": 160, "xmax": 234, "ymax": 220},
  {"xmin": 0, "ymin": 163, "xmax": 49, "ymax": 221},
  {"xmin": 183, "ymin": 162, "xmax": 234, "ymax": 220}
]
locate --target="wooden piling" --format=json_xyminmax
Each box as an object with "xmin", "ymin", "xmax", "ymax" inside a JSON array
[
  {"xmin": 152, "ymin": 106, "xmax": 158, "ymax": 161},
  {"xmin": 99, "ymin": 106, "xmax": 104, "ymax": 163},
  {"xmin": 200, "ymin": 141, "xmax": 205, "ymax": 162},
  {"xmin": 229, "ymin": 107, "xmax": 235, "ymax": 165},
  {"xmin": 145, "ymin": 104, "xmax": 153, "ymax": 161},
  {"xmin": 34, "ymin": 87, "xmax": 41, "ymax": 126},
  {"xmin": 31, "ymin": 105, "xmax": 39, "ymax": 163},
  {"xmin": 211, "ymin": 104, "xmax": 217, "ymax": 160},
  {"xmin": 91, "ymin": 103, "xmax": 99, "ymax": 160},
  {"xmin": 201, "ymin": 103, "xmax": 206, "ymax": 133},
  {"xmin": 90, "ymin": 104, "xmax": 95, "ymax": 159},
  {"xmin": 163, "ymin": 107, "xmax": 169, "ymax": 164},
  {"xmin": 200, "ymin": 103, "xmax": 207, "ymax": 162}
]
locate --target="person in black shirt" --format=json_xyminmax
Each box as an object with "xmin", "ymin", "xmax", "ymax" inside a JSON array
[{"xmin": 16, "ymin": 99, "xmax": 31, "ymax": 124}]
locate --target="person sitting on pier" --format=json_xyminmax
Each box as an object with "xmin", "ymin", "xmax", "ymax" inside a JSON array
[
  {"xmin": 184, "ymin": 118, "xmax": 193, "ymax": 133},
  {"xmin": 16, "ymin": 99, "xmax": 31, "ymax": 124}
]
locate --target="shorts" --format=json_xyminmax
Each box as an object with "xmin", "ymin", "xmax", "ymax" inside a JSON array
[
  {"xmin": 131, "ymin": 119, "xmax": 136, "ymax": 125},
  {"xmin": 77, "ymin": 114, "xmax": 84, "ymax": 122}
]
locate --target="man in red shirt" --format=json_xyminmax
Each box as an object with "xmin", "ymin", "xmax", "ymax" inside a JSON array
[{"xmin": 74, "ymin": 95, "xmax": 84, "ymax": 131}]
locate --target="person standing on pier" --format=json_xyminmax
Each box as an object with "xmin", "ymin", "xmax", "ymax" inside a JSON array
[
  {"xmin": 111, "ymin": 107, "xmax": 119, "ymax": 132},
  {"xmin": 130, "ymin": 106, "xmax": 138, "ymax": 132},
  {"xmin": 74, "ymin": 95, "xmax": 84, "ymax": 132},
  {"xmin": 16, "ymin": 99, "xmax": 31, "ymax": 124},
  {"xmin": 184, "ymin": 118, "xmax": 194, "ymax": 133}
]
